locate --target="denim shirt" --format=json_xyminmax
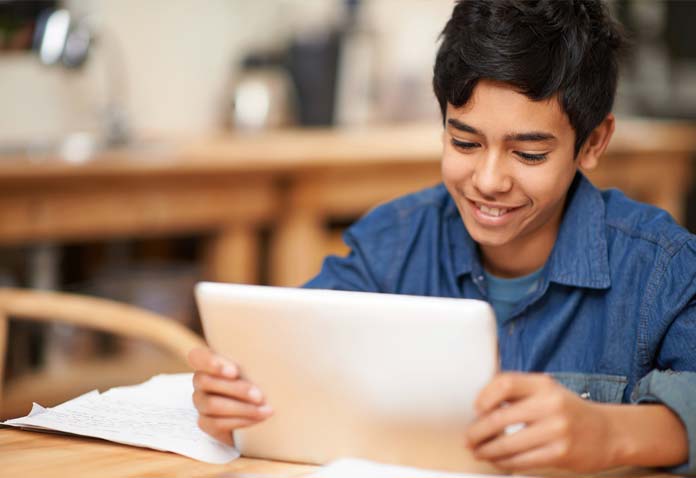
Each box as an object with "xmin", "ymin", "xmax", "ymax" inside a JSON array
[{"xmin": 304, "ymin": 172, "xmax": 696, "ymax": 474}]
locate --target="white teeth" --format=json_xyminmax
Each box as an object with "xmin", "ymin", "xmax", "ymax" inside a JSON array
[{"xmin": 478, "ymin": 203, "xmax": 509, "ymax": 217}]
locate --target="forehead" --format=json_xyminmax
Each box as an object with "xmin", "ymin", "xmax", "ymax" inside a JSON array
[{"xmin": 446, "ymin": 80, "xmax": 573, "ymax": 139}]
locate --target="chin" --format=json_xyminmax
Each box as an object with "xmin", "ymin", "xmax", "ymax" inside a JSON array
[{"xmin": 465, "ymin": 226, "xmax": 514, "ymax": 248}]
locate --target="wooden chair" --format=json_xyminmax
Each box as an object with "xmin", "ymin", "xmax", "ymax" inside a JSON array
[{"xmin": 0, "ymin": 287, "xmax": 206, "ymax": 419}]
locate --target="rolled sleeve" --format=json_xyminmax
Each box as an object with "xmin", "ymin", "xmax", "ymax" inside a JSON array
[{"xmin": 631, "ymin": 370, "xmax": 696, "ymax": 475}]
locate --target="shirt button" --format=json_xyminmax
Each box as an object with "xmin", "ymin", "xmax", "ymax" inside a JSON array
[{"xmin": 580, "ymin": 392, "xmax": 591, "ymax": 400}]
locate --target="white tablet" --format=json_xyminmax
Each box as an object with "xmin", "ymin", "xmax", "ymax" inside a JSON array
[{"xmin": 196, "ymin": 282, "xmax": 499, "ymax": 473}]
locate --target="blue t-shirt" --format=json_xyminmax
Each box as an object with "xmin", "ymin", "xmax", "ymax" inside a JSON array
[
  {"xmin": 304, "ymin": 172, "xmax": 696, "ymax": 473},
  {"xmin": 483, "ymin": 267, "xmax": 544, "ymax": 324}
]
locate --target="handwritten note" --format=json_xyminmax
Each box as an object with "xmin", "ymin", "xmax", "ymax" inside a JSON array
[{"xmin": 2, "ymin": 373, "xmax": 239, "ymax": 464}]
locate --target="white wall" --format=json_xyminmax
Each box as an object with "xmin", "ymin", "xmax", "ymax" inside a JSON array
[{"xmin": 0, "ymin": 0, "xmax": 453, "ymax": 144}]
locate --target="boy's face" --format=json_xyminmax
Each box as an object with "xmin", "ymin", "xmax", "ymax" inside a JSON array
[{"xmin": 442, "ymin": 80, "xmax": 581, "ymax": 258}]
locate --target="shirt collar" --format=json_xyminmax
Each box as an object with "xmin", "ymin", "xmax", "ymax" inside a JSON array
[{"xmin": 448, "ymin": 172, "xmax": 611, "ymax": 290}]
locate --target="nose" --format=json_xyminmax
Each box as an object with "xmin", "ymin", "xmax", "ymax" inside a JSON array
[{"xmin": 472, "ymin": 150, "xmax": 512, "ymax": 198}]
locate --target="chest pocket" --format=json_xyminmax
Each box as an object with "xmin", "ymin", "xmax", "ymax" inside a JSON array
[{"xmin": 550, "ymin": 372, "xmax": 628, "ymax": 403}]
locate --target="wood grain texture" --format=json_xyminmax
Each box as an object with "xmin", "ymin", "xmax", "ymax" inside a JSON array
[
  {"xmin": 0, "ymin": 428, "xmax": 318, "ymax": 478},
  {"xmin": 0, "ymin": 176, "xmax": 277, "ymax": 244},
  {"xmin": 203, "ymin": 225, "xmax": 260, "ymax": 284},
  {"xmin": 0, "ymin": 288, "xmax": 204, "ymax": 361},
  {"xmin": 0, "ymin": 427, "xmax": 677, "ymax": 478}
]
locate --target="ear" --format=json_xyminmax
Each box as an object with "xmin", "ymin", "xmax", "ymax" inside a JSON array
[{"xmin": 578, "ymin": 114, "xmax": 615, "ymax": 171}]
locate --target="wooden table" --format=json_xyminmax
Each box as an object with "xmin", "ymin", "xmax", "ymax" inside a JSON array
[
  {"xmin": 0, "ymin": 144, "xmax": 279, "ymax": 285},
  {"xmin": 1, "ymin": 119, "xmax": 695, "ymax": 287},
  {"xmin": 0, "ymin": 428, "xmax": 318, "ymax": 478},
  {"xmin": 0, "ymin": 428, "xmax": 676, "ymax": 478}
]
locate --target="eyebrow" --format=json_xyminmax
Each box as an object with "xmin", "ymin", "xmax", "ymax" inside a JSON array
[
  {"xmin": 447, "ymin": 118, "xmax": 557, "ymax": 143},
  {"xmin": 447, "ymin": 118, "xmax": 480, "ymax": 135}
]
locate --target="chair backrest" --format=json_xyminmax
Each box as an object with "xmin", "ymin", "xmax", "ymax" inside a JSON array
[{"xmin": 0, "ymin": 287, "xmax": 206, "ymax": 401}]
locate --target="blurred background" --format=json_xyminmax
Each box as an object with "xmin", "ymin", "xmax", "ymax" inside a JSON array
[{"xmin": 0, "ymin": 0, "xmax": 695, "ymax": 419}]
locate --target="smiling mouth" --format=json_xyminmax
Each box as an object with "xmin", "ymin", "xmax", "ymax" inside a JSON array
[
  {"xmin": 476, "ymin": 203, "xmax": 509, "ymax": 217},
  {"xmin": 472, "ymin": 201, "xmax": 522, "ymax": 217}
]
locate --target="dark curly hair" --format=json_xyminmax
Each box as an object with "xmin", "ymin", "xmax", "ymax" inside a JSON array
[{"xmin": 433, "ymin": 0, "xmax": 626, "ymax": 155}]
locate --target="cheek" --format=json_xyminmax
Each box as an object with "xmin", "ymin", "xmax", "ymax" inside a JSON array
[
  {"xmin": 441, "ymin": 149, "xmax": 471, "ymax": 186},
  {"xmin": 520, "ymin": 163, "xmax": 575, "ymax": 206}
]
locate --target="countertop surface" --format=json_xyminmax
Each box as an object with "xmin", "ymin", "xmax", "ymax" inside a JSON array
[{"xmin": 1, "ymin": 119, "xmax": 695, "ymax": 180}]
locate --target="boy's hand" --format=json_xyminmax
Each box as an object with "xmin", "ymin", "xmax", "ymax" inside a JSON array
[
  {"xmin": 465, "ymin": 373, "xmax": 616, "ymax": 473},
  {"xmin": 188, "ymin": 347, "xmax": 273, "ymax": 446}
]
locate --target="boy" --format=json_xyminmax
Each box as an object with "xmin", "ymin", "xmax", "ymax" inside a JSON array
[{"xmin": 189, "ymin": 0, "xmax": 696, "ymax": 473}]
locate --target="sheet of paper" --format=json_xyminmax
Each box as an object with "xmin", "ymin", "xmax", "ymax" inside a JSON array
[
  {"xmin": 308, "ymin": 458, "xmax": 509, "ymax": 478},
  {"xmin": 2, "ymin": 373, "xmax": 239, "ymax": 464}
]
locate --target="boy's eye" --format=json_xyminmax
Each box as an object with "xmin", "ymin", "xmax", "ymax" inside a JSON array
[
  {"xmin": 451, "ymin": 139, "xmax": 479, "ymax": 150},
  {"xmin": 515, "ymin": 151, "xmax": 548, "ymax": 162},
  {"xmin": 451, "ymin": 139, "xmax": 548, "ymax": 163}
]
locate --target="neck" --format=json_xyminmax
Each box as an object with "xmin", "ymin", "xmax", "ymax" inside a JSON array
[{"xmin": 481, "ymin": 239, "xmax": 552, "ymax": 278}]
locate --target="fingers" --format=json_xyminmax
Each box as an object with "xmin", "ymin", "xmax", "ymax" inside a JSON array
[
  {"xmin": 475, "ymin": 372, "xmax": 556, "ymax": 414},
  {"xmin": 192, "ymin": 388, "xmax": 273, "ymax": 418},
  {"xmin": 188, "ymin": 347, "xmax": 272, "ymax": 445},
  {"xmin": 491, "ymin": 440, "xmax": 569, "ymax": 471},
  {"xmin": 197, "ymin": 415, "xmax": 260, "ymax": 446},
  {"xmin": 193, "ymin": 373, "xmax": 267, "ymax": 406},
  {"xmin": 466, "ymin": 395, "xmax": 542, "ymax": 448},
  {"xmin": 470, "ymin": 416, "xmax": 566, "ymax": 461},
  {"xmin": 193, "ymin": 390, "xmax": 273, "ymax": 445},
  {"xmin": 188, "ymin": 347, "xmax": 238, "ymax": 379},
  {"xmin": 468, "ymin": 373, "xmax": 607, "ymax": 472}
]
